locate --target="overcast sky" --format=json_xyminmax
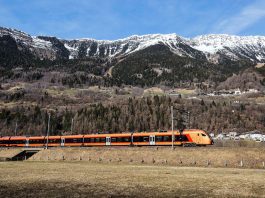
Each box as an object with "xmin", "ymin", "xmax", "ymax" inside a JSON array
[{"xmin": 0, "ymin": 0, "xmax": 265, "ymax": 40}]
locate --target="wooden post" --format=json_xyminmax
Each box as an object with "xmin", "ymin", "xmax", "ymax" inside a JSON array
[
  {"xmin": 207, "ymin": 160, "xmax": 210, "ymax": 166},
  {"xmin": 240, "ymin": 160, "xmax": 243, "ymax": 167}
]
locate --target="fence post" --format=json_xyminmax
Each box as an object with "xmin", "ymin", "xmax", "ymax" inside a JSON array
[
  {"xmin": 193, "ymin": 159, "xmax": 196, "ymax": 165},
  {"xmin": 206, "ymin": 160, "xmax": 210, "ymax": 166},
  {"xmin": 240, "ymin": 160, "xmax": 243, "ymax": 167}
]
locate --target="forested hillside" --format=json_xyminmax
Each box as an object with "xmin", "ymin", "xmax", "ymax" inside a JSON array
[{"xmin": 0, "ymin": 96, "xmax": 264, "ymax": 136}]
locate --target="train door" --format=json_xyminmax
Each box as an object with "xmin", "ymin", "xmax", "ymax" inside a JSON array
[
  {"xmin": 149, "ymin": 135, "xmax": 155, "ymax": 145},
  {"xmin": 61, "ymin": 138, "xmax": 65, "ymax": 147},
  {"xmin": 26, "ymin": 139, "xmax": 29, "ymax": 147},
  {"xmin": 106, "ymin": 137, "xmax": 111, "ymax": 146}
]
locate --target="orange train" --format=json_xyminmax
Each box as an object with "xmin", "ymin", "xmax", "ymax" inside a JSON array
[{"xmin": 0, "ymin": 129, "xmax": 213, "ymax": 147}]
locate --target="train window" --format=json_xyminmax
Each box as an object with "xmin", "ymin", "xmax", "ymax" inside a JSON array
[
  {"xmin": 117, "ymin": 137, "xmax": 122, "ymax": 142},
  {"xmin": 85, "ymin": 138, "xmax": 101, "ymax": 143},
  {"xmin": 10, "ymin": 140, "xmax": 26, "ymax": 144},
  {"xmin": 51, "ymin": 139, "xmax": 61, "ymax": 143},
  {"xmin": 29, "ymin": 139, "xmax": 45, "ymax": 144},
  {"xmin": 133, "ymin": 137, "xmax": 139, "ymax": 142},
  {"xmin": 49, "ymin": 139, "xmax": 61, "ymax": 143},
  {"xmin": 123, "ymin": 137, "xmax": 130, "ymax": 142},
  {"xmin": 143, "ymin": 136, "xmax": 149, "ymax": 142},
  {"xmin": 202, "ymin": 134, "xmax": 206, "ymax": 137},
  {"xmin": 133, "ymin": 136, "xmax": 148, "ymax": 142},
  {"xmin": 156, "ymin": 136, "xmax": 163, "ymax": 142},
  {"xmin": 163, "ymin": 136, "xmax": 172, "ymax": 142},
  {"xmin": 111, "ymin": 137, "xmax": 117, "ymax": 142},
  {"xmin": 94, "ymin": 138, "xmax": 106, "ymax": 143},
  {"xmin": 175, "ymin": 135, "xmax": 188, "ymax": 141},
  {"xmin": 0, "ymin": 140, "xmax": 9, "ymax": 144},
  {"xmin": 73, "ymin": 138, "xmax": 82, "ymax": 143}
]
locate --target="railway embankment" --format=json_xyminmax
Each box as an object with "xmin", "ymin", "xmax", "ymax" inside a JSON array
[
  {"xmin": 24, "ymin": 146, "xmax": 265, "ymax": 169},
  {"xmin": 0, "ymin": 149, "xmax": 22, "ymax": 161}
]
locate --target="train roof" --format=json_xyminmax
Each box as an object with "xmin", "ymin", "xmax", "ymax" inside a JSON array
[{"xmin": 1, "ymin": 129, "xmax": 207, "ymax": 139}]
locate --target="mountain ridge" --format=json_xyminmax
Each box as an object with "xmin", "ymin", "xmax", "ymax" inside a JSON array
[
  {"xmin": 1, "ymin": 26, "xmax": 265, "ymax": 63},
  {"xmin": 0, "ymin": 26, "xmax": 264, "ymax": 89}
]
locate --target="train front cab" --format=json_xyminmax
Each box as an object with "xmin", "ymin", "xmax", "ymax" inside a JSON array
[{"xmin": 184, "ymin": 130, "xmax": 213, "ymax": 146}]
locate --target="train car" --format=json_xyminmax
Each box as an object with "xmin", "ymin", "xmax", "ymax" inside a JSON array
[
  {"xmin": 106, "ymin": 133, "xmax": 132, "ymax": 146},
  {"xmin": 132, "ymin": 132, "xmax": 155, "ymax": 146},
  {"xmin": 28, "ymin": 136, "xmax": 46, "ymax": 147},
  {"xmin": 83, "ymin": 133, "xmax": 132, "ymax": 146},
  {"xmin": 0, "ymin": 136, "xmax": 10, "ymax": 147},
  {"xmin": 46, "ymin": 136, "xmax": 61, "ymax": 147},
  {"xmin": 62, "ymin": 135, "xmax": 83, "ymax": 147},
  {"xmin": 83, "ymin": 134, "xmax": 108, "ymax": 146},
  {"xmin": 132, "ymin": 131, "xmax": 192, "ymax": 146},
  {"xmin": 9, "ymin": 136, "xmax": 27, "ymax": 147}
]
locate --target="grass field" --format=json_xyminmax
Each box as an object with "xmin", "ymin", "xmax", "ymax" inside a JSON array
[
  {"xmin": 0, "ymin": 161, "xmax": 265, "ymax": 198},
  {"xmin": 28, "ymin": 146, "xmax": 265, "ymax": 169}
]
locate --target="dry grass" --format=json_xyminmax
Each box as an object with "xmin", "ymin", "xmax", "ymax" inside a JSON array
[
  {"xmin": 174, "ymin": 88, "xmax": 195, "ymax": 95},
  {"xmin": 28, "ymin": 147, "xmax": 265, "ymax": 169},
  {"xmin": 143, "ymin": 87, "xmax": 165, "ymax": 96},
  {"xmin": 0, "ymin": 161, "xmax": 264, "ymax": 198},
  {"xmin": 0, "ymin": 148, "xmax": 22, "ymax": 158}
]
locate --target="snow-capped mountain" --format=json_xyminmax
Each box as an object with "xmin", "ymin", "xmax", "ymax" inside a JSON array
[
  {"xmin": 190, "ymin": 34, "xmax": 265, "ymax": 63},
  {"xmin": 1, "ymin": 26, "xmax": 265, "ymax": 63},
  {"xmin": 62, "ymin": 34, "xmax": 206, "ymax": 60}
]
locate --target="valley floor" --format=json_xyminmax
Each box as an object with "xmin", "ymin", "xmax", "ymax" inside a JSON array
[{"xmin": 0, "ymin": 161, "xmax": 265, "ymax": 197}]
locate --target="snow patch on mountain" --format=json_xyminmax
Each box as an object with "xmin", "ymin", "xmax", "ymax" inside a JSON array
[{"xmin": 32, "ymin": 37, "xmax": 52, "ymax": 49}]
